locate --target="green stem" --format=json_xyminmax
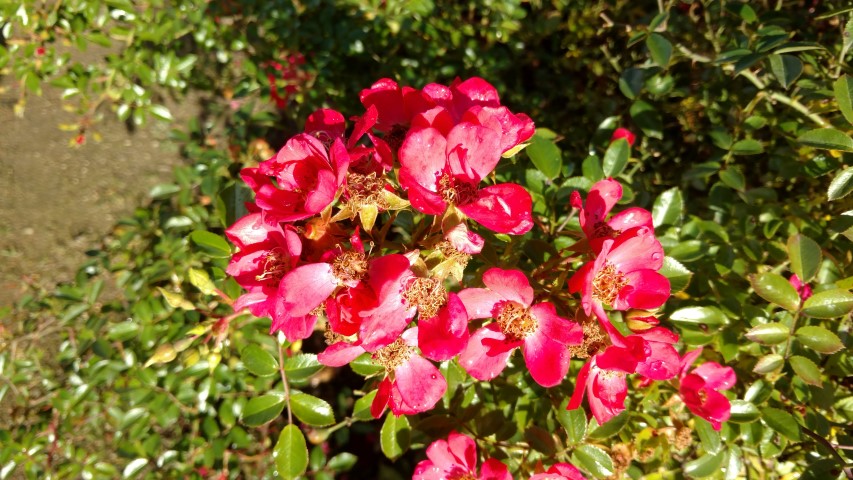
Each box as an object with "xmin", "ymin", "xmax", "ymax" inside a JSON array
[
  {"xmin": 737, "ymin": 70, "xmax": 830, "ymax": 127},
  {"xmin": 278, "ymin": 342, "xmax": 293, "ymax": 425},
  {"xmin": 782, "ymin": 309, "xmax": 801, "ymax": 359}
]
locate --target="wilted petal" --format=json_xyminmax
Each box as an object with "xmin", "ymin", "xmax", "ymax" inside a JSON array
[{"xmin": 444, "ymin": 222, "xmax": 484, "ymax": 254}]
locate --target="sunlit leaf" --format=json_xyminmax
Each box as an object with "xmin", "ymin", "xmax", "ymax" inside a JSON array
[
  {"xmin": 380, "ymin": 413, "xmax": 410, "ymax": 460},
  {"xmin": 275, "ymin": 424, "xmax": 308, "ymax": 479}
]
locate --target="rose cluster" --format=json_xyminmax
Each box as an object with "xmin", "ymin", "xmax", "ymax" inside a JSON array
[
  {"xmin": 224, "ymin": 76, "xmax": 736, "ymax": 478},
  {"xmin": 566, "ymin": 178, "xmax": 735, "ymax": 430}
]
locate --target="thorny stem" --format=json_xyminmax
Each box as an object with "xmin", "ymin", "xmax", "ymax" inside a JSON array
[
  {"xmin": 783, "ymin": 308, "xmax": 802, "ymax": 360},
  {"xmin": 678, "ymin": 39, "xmax": 830, "ymax": 128},
  {"xmin": 800, "ymin": 426, "xmax": 853, "ymax": 479},
  {"xmin": 278, "ymin": 342, "xmax": 293, "ymax": 425},
  {"xmin": 737, "ymin": 70, "xmax": 830, "ymax": 127}
]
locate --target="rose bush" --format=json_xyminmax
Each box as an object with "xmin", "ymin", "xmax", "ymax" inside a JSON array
[{"xmin": 1, "ymin": 1, "xmax": 852, "ymax": 479}]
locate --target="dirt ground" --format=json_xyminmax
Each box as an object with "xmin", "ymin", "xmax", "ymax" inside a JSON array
[{"xmin": 0, "ymin": 77, "xmax": 188, "ymax": 306}]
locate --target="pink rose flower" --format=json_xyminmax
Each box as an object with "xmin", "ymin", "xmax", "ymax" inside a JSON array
[
  {"xmin": 458, "ymin": 268, "xmax": 582, "ymax": 387},
  {"xmin": 413, "ymin": 431, "xmax": 511, "ymax": 480}
]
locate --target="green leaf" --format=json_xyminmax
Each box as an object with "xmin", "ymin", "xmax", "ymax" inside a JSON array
[
  {"xmin": 768, "ymin": 54, "xmax": 803, "ymax": 89},
  {"xmin": 241, "ymin": 345, "xmax": 279, "ymax": 377},
  {"xmin": 619, "ymin": 68, "xmax": 644, "ymax": 99},
  {"xmin": 150, "ymin": 104, "xmax": 173, "ymax": 121},
  {"xmin": 801, "ymin": 288, "xmax": 853, "ymax": 318},
  {"xmin": 290, "ymin": 393, "xmax": 335, "ymax": 426},
  {"xmin": 572, "ymin": 444, "xmax": 614, "ymax": 478},
  {"xmin": 660, "ymin": 256, "xmax": 693, "ymax": 294},
  {"xmin": 188, "ymin": 268, "xmax": 217, "ymax": 295},
  {"xmin": 582, "ymin": 155, "xmax": 604, "ymax": 182},
  {"xmin": 731, "ymin": 139, "xmax": 764, "ymax": 155},
  {"xmin": 327, "ymin": 452, "xmax": 358, "ymax": 472},
  {"xmin": 683, "ymin": 450, "xmax": 726, "ymax": 478},
  {"xmin": 350, "ymin": 353, "xmax": 383, "ymax": 376},
  {"xmin": 557, "ymin": 399, "xmax": 587, "ymax": 446},
  {"xmin": 719, "ymin": 167, "xmax": 746, "ymax": 191},
  {"xmin": 352, "ymin": 390, "xmax": 378, "ymax": 421},
  {"xmin": 284, "ymin": 353, "xmax": 323, "ymax": 381},
  {"xmin": 630, "ymin": 100, "xmax": 663, "ymax": 139},
  {"xmin": 728, "ymin": 400, "xmax": 760, "ymax": 423},
  {"xmin": 275, "ymin": 424, "xmax": 308, "ymax": 480},
  {"xmin": 380, "ymin": 413, "xmax": 410, "ymax": 460},
  {"xmin": 753, "ymin": 353, "xmax": 785, "ymax": 374},
  {"xmin": 602, "ymin": 138, "xmax": 630, "ymax": 177},
  {"xmin": 526, "ymin": 129, "xmax": 562, "ymax": 180},
  {"xmin": 787, "ymin": 234, "xmax": 822, "ymax": 282},
  {"xmin": 242, "ymin": 394, "xmax": 286, "ymax": 426},
  {"xmin": 646, "ymin": 33, "xmax": 673, "ymax": 67},
  {"xmin": 149, "ymin": 183, "xmax": 180, "ymax": 199},
  {"xmin": 588, "ymin": 410, "xmax": 628, "ymax": 439},
  {"xmin": 789, "ymin": 355, "xmax": 822, "ymax": 386},
  {"xmin": 833, "ymin": 75, "xmax": 853, "ymax": 127},
  {"xmin": 652, "ymin": 187, "xmax": 683, "ymax": 228},
  {"xmin": 797, "ymin": 128, "xmax": 853, "ymax": 152},
  {"xmin": 795, "ymin": 326, "xmax": 844, "ymax": 354},
  {"xmin": 107, "ymin": 322, "xmax": 140, "ymax": 342},
  {"xmin": 190, "ymin": 230, "xmax": 232, "ymax": 257},
  {"xmin": 668, "ymin": 306, "xmax": 728, "ymax": 330},
  {"xmin": 745, "ymin": 323, "xmax": 790, "ymax": 345},
  {"xmin": 122, "ymin": 458, "xmax": 148, "ymax": 478},
  {"xmin": 750, "ymin": 272, "xmax": 801, "ymax": 312},
  {"xmin": 695, "ymin": 418, "xmax": 722, "ymax": 454},
  {"xmin": 524, "ymin": 426, "xmax": 557, "ymax": 455},
  {"xmin": 828, "ymin": 167, "xmax": 853, "ymax": 201},
  {"xmin": 156, "ymin": 287, "xmax": 195, "ymax": 310},
  {"xmin": 761, "ymin": 407, "xmax": 801, "ymax": 441}
]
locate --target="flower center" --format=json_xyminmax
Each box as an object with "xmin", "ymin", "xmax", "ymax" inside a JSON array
[
  {"xmin": 592, "ymin": 221, "xmax": 619, "ymax": 239},
  {"xmin": 372, "ymin": 337, "xmax": 415, "ymax": 371},
  {"xmin": 568, "ymin": 315, "xmax": 609, "ymax": 359},
  {"xmin": 438, "ymin": 174, "xmax": 477, "ymax": 206},
  {"xmin": 447, "ymin": 470, "xmax": 478, "ymax": 480},
  {"xmin": 255, "ymin": 247, "xmax": 290, "ymax": 284},
  {"xmin": 346, "ymin": 172, "xmax": 389, "ymax": 209},
  {"xmin": 323, "ymin": 323, "xmax": 345, "ymax": 345},
  {"xmin": 493, "ymin": 301, "xmax": 537, "ymax": 341},
  {"xmin": 438, "ymin": 240, "xmax": 471, "ymax": 268},
  {"xmin": 592, "ymin": 262, "xmax": 628, "ymax": 305},
  {"xmin": 331, "ymin": 251, "xmax": 368, "ymax": 284},
  {"xmin": 402, "ymin": 277, "xmax": 447, "ymax": 319}
]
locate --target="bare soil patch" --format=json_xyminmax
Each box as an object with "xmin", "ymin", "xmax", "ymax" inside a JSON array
[{"xmin": 0, "ymin": 77, "xmax": 190, "ymax": 306}]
